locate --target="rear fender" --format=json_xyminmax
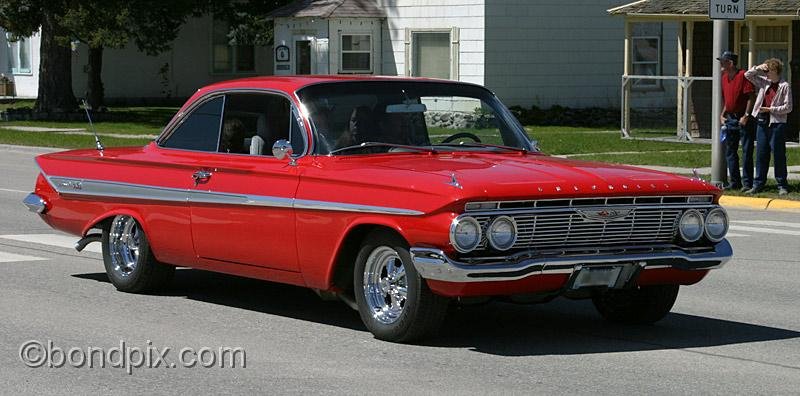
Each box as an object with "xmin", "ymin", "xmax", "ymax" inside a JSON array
[{"xmin": 81, "ymin": 209, "xmax": 150, "ymax": 239}]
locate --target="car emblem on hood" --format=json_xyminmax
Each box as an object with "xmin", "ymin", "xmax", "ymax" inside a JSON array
[{"xmin": 577, "ymin": 208, "xmax": 632, "ymax": 222}]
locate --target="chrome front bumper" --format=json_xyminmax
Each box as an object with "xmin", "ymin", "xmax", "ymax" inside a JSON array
[
  {"xmin": 410, "ymin": 240, "xmax": 733, "ymax": 283},
  {"xmin": 23, "ymin": 193, "xmax": 46, "ymax": 214}
]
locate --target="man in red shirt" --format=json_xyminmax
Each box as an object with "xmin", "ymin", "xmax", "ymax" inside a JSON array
[{"xmin": 718, "ymin": 51, "xmax": 756, "ymax": 190}]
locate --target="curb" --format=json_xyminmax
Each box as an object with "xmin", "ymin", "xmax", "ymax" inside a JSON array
[{"xmin": 720, "ymin": 195, "xmax": 800, "ymax": 212}]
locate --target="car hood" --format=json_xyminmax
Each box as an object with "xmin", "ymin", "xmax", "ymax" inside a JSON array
[{"xmin": 331, "ymin": 152, "xmax": 718, "ymax": 201}]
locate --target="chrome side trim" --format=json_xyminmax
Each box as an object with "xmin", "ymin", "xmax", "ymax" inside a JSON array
[
  {"xmin": 23, "ymin": 193, "xmax": 46, "ymax": 214},
  {"xmin": 44, "ymin": 175, "xmax": 422, "ymax": 215},
  {"xmin": 50, "ymin": 177, "xmax": 189, "ymax": 203},
  {"xmin": 409, "ymin": 239, "xmax": 733, "ymax": 283},
  {"xmin": 293, "ymin": 199, "xmax": 423, "ymax": 216}
]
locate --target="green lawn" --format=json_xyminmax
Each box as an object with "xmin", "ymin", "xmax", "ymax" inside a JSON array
[
  {"xmin": 0, "ymin": 106, "xmax": 177, "ymax": 136},
  {"xmin": 0, "ymin": 127, "xmax": 152, "ymax": 149}
]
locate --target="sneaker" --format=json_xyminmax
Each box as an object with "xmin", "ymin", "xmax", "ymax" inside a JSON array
[
  {"xmin": 723, "ymin": 183, "xmax": 742, "ymax": 190},
  {"xmin": 778, "ymin": 187, "xmax": 789, "ymax": 196},
  {"xmin": 740, "ymin": 185, "xmax": 752, "ymax": 192},
  {"xmin": 745, "ymin": 186, "xmax": 763, "ymax": 194}
]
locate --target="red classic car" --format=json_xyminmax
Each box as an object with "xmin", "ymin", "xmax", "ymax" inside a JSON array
[{"xmin": 23, "ymin": 76, "xmax": 731, "ymax": 342}]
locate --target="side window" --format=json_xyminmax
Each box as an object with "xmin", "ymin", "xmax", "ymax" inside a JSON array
[
  {"xmin": 219, "ymin": 93, "xmax": 304, "ymax": 156},
  {"xmin": 162, "ymin": 96, "xmax": 224, "ymax": 151},
  {"xmin": 290, "ymin": 110, "xmax": 305, "ymax": 154}
]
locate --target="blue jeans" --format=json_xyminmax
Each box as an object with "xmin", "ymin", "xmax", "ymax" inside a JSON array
[
  {"xmin": 723, "ymin": 115, "xmax": 756, "ymax": 187},
  {"xmin": 753, "ymin": 119, "xmax": 788, "ymax": 189}
]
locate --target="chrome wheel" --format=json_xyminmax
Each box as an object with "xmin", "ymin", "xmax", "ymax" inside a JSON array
[
  {"xmin": 108, "ymin": 215, "xmax": 141, "ymax": 277},
  {"xmin": 363, "ymin": 246, "xmax": 408, "ymax": 325}
]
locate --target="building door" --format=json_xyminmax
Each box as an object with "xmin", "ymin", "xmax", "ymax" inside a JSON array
[
  {"xmin": 412, "ymin": 32, "xmax": 450, "ymax": 79},
  {"xmin": 295, "ymin": 40, "xmax": 312, "ymax": 74}
]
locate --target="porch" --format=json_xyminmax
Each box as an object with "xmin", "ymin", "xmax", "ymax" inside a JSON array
[{"xmin": 609, "ymin": 0, "xmax": 800, "ymax": 141}]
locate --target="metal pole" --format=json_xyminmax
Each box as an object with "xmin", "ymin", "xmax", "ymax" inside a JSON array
[{"xmin": 710, "ymin": 20, "xmax": 728, "ymax": 188}]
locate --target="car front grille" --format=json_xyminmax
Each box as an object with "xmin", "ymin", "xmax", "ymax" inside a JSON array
[
  {"xmin": 465, "ymin": 195, "xmax": 714, "ymax": 252},
  {"xmin": 474, "ymin": 208, "xmax": 682, "ymax": 250}
]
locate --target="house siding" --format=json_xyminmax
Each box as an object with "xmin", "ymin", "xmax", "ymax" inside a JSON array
[
  {"xmin": 273, "ymin": 17, "xmax": 330, "ymax": 74},
  {"xmin": 70, "ymin": 16, "xmax": 273, "ymax": 102},
  {"xmin": 484, "ymin": 0, "xmax": 678, "ymax": 109},
  {"xmin": 377, "ymin": 0, "xmax": 485, "ymax": 85},
  {"xmin": 0, "ymin": 30, "xmax": 41, "ymax": 98}
]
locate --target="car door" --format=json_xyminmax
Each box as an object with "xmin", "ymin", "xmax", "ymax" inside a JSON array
[{"xmin": 185, "ymin": 92, "xmax": 303, "ymax": 272}]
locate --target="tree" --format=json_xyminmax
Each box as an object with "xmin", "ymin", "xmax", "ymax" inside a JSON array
[
  {"xmin": 60, "ymin": 0, "xmax": 199, "ymax": 109},
  {"xmin": 0, "ymin": 0, "xmax": 78, "ymax": 113}
]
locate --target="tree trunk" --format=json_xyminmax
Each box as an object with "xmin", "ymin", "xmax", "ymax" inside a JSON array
[
  {"xmin": 87, "ymin": 46, "xmax": 105, "ymax": 110},
  {"xmin": 34, "ymin": 10, "xmax": 78, "ymax": 113}
]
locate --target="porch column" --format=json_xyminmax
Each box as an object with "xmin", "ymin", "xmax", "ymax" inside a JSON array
[
  {"xmin": 684, "ymin": 21, "xmax": 694, "ymax": 138},
  {"xmin": 622, "ymin": 19, "xmax": 631, "ymax": 136},
  {"xmin": 676, "ymin": 22, "xmax": 685, "ymax": 137},
  {"xmin": 747, "ymin": 19, "xmax": 755, "ymax": 68}
]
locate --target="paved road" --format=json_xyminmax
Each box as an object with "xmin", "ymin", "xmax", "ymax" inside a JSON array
[{"xmin": 0, "ymin": 145, "xmax": 798, "ymax": 394}]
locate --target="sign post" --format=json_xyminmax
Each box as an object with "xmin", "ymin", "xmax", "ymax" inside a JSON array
[{"xmin": 708, "ymin": 0, "xmax": 745, "ymax": 188}]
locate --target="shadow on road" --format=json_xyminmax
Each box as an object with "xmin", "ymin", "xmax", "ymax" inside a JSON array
[{"xmin": 73, "ymin": 268, "xmax": 800, "ymax": 357}]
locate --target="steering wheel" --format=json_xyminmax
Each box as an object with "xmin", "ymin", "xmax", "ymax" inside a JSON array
[{"xmin": 440, "ymin": 132, "xmax": 482, "ymax": 144}]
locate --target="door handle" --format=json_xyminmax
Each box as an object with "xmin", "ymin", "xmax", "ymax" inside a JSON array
[{"xmin": 192, "ymin": 170, "xmax": 212, "ymax": 186}]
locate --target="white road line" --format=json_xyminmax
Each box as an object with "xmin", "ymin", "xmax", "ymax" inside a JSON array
[
  {"xmin": 731, "ymin": 220, "xmax": 800, "ymax": 229},
  {"xmin": 0, "ymin": 251, "xmax": 47, "ymax": 263},
  {"xmin": 0, "ymin": 234, "xmax": 102, "ymax": 253},
  {"xmin": 728, "ymin": 225, "xmax": 800, "ymax": 236},
  {"xmin": 724, "ymin": 232, "xmax": 750, "ymax": 237},
  {"xmin": 0, "ymin": 188, "xmax": 28, "ymax": 194}
]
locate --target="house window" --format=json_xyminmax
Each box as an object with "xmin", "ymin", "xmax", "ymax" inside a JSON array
[
  {"xmin": 739, "ymin": 24, "xmax": 789, "ymax": 67},
  {"xmin": 212, "ymin": 21, "xmax": 255, "ymax": 74},
  {"xmin": 631, "ymin": 23, "xmax": 662, "ymax": 88},
  {"xmin": 7, "ymin": 35, "xmax": 31, "ymax": 74},
  {"xmin": 340, "ymin": 34, "xmax": 372, "ymax": 73},
  {"xmin": 412, "ymin": 32, "xmax": 451, "ymax": 79}
]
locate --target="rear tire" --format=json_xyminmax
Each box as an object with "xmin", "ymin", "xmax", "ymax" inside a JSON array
[
  {"xmin": 592, "ymin": 284, "xmax": 679, "ymax": 324},
  {"xmin": 353, "ymin": 230, "xmax": 449, "ymax": 343},
  {"xmin": 102, "ymin": 215, "xmax": 174, "ymax": 293}
]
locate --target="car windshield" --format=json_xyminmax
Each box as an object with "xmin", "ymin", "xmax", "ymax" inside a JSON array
[{"xmin": 297, "ymin": 81, "xmax": 535, "ymax": 155}]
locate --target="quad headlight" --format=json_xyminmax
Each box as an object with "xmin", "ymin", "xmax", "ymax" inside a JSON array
[
  {"xmin": 678, "ymin": 209, "xmax": 704, "ymax": 242},
  {"xmin": 450, "ymin": 216, "xmax": 482, "ymax": 253},
  {"xmin": 704, "ymin": 207, "xmax": 729, "ymax": 242},
  {"xmin": 487, "ymin": 216, "xmax": 517, "ymax": 251}
]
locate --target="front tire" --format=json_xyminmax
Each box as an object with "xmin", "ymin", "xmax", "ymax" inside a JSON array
[
  {"xmin": 102, "ymin": 215, "xmax": 174, "ymax": 293},
  {"xmin": 592, "ymin": 284, "xmax": 680, "ymax": 324},
  {"xmin": 353, "ymin": 230, "xmax": 449, "ymax": 343}
]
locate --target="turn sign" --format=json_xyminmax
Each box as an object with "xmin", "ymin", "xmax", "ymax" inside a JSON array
[{"xmin": 709, "ymin": 0, "xmax": 745, "ymax": 20}]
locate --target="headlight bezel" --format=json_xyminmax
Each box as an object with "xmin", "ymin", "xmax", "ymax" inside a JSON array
[
  {"xmin": 678, "ymin": 209, "xmax": 705, "ymax": 242},
  {"xmin": 703, "ymin": 207, "xmax": 729, "ymax": 242},
  {"xmin": 487, "ymin": 215, "xmax": 518, "ymax": 251},
  {"xmin": 450, "ymin": 216, "xmax": 482, "ymax": 253}
]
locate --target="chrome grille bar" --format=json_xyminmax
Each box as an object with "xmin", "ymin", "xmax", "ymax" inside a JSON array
[{"xmin": 466, "ymin": 196, "xmax": 714, "ymax": 251}]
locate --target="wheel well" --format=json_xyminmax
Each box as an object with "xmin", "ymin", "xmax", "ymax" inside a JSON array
[
  {"xmin": 86, "ymin": 216, "xmax": 115, "ymax": 235},
  {"xmin": 330, "ymin": 224, "xmax": 404, "ymax": 295}
]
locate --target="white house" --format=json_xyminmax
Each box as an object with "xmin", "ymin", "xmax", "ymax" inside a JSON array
[{"xmin": 2, "ymin": 0, "xmax": 681, "ymax": 110}]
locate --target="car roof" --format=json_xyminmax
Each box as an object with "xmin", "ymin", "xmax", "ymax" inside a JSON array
[{"xmin": 196, "ymin": 75, "xmax": 478, "ymax": 96}]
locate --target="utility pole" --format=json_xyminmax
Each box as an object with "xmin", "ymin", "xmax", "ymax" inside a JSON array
[{"xmin": 710, "ymin": 20, "xmax": 728, "ymax": 188}]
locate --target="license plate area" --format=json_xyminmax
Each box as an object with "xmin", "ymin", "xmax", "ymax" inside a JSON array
[{"xmin": 570, "ymin": 265, "xmax": 625, "ymax": 289}]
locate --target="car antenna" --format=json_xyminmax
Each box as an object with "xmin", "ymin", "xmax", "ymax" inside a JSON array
[{"xmin": 81, "ymin": 99, "xmax": 104, "ymax": 152}]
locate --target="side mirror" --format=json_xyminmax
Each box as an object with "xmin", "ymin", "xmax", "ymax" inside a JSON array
[{"xmin": 272, "ymin": 139, "xmax": 296, "ymax": 165}]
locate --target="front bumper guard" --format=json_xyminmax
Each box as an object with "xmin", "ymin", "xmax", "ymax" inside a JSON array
[{"xmin": 410, "ymin": 240, "xmax": 733, "ymax": 283}]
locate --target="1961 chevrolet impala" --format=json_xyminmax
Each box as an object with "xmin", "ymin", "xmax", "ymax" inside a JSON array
[{"xmin": 24, "ymin": 76, "xmax": 731, "ymax": 342}]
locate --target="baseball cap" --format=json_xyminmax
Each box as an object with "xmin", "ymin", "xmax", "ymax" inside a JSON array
[{"xmin": 717, "ymin": 51, "xmax": 738, "ymax": 63}]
